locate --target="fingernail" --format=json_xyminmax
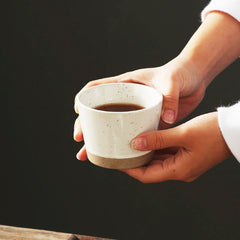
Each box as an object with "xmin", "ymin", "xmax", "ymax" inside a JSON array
[
  {"xmin": 163, "ymin": 110, "xmax": 175, "ymax": 124},
  {"xmin": 131, "ymin": 137, "xmax": 147, "ymax": 150}
]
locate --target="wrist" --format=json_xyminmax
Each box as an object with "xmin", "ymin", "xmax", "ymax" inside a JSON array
[{"xmin": 178, "ymin": 11, "xmax": 240, "ymax": 87}]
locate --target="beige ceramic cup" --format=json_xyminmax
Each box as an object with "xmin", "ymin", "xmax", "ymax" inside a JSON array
[{"xmin": 76, "ymin": 83, "xmax": 162, "ymax": 169}]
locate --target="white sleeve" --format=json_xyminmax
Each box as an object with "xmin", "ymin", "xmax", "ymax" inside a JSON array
[
  {"xmin": 201, "ymin": 0, "xmax": 240, "ymax": 22},
  {"xmin": 218, "ymin": 102, "xmax": 240, "ymax": 162},
  {"xmin": 201, "ymin": 1, "xmax": 240, "ymax": 161}
]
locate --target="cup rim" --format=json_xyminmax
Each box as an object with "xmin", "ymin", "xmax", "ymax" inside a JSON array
[{"xmin": 76, "ymin": 83, "xmax": 162, "ymax": 114}]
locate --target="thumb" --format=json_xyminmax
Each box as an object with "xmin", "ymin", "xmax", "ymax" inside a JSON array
[
  {"xmin": 131, "ymin": 127, "xmax": 183, "ymax": 151},
  {"xmin": 160, "ymin": 81, "xmax": 180, "ymax": 125}
]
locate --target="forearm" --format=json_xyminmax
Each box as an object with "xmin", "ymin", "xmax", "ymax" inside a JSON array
[{"xmin": 179, "ymin": 11, "xmax": 240, "ymax": 87}]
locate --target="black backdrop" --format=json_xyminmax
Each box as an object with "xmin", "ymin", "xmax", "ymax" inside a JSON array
[{"xmin": 2, "ymin": 1, "xmax": 240, "ymax": 239}]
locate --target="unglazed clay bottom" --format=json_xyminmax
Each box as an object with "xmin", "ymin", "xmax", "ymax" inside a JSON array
[{"xmin": 87, "ymin": 151, "xmax": 154, "ymax": 169}]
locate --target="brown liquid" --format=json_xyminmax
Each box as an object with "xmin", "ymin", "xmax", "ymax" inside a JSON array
[{"xmin": 94, "ymin": 103, "xmax": 144, "ymax": 112}]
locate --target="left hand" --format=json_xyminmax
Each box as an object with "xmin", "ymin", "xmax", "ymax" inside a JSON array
[
  {"xmin": 122, "ymin": 112, "xmax": 231, "ymax": 183},
  {"xmin": 74, "ymin": 57, "xmax": 206, "ymax": 160}
]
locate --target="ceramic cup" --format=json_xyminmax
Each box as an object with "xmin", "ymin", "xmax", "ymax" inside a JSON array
[{"xmin": 76, "ymin": 83, "xmax": 162, "ymax": 169}]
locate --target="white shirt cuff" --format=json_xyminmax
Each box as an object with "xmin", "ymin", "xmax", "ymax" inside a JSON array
[
  {"xmin": 217, "ymin": 102, "xmax": 240, "ymax": 162},
  {"xmin": 201, "ymin": 0, "xmax": 240, "ymax": 22}
]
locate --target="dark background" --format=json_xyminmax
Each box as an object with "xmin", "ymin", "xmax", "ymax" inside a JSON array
[{"xmin": 2, "ymin": 1, "xmax": 240, "ymax": 239}]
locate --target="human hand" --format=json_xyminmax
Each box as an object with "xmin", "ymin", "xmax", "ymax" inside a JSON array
[
  {"xmin": 74, "ymin": 56, "xmax": 206, "ymax": 160},
  {"xmin": 74, "ymin": 11, "xmax": 240, "ymax": 162},
  {"xmin": 75, "ymin": 56, "xmax": 205, "ymax": 127},
  {"xmin": 122, "ymin": 112, "xmax": 231, "ymax": 183}
]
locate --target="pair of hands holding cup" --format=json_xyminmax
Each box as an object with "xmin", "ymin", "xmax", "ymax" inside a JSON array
[
  {"xmin": 74, "ymin": 12, "xmax": 240, "ymax": 183},
  {"xmin": 74, "ymin": 56, "xmax": 230, "ymax": 183}
]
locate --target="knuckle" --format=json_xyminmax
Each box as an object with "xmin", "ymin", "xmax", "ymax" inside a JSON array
[
  {"xmin": 135, "ymin": 174, "xmax": 152, "ymax": 184},
  {"xmin": 152, "ymin": 132, "xmax": 164, "ymax": 149},
  {"xmin": 182, "ymin": 175, "xmax": 197, "ymax": 183},
  {"xmin": 169, "ymin": 71, "xmax": 180, "ymax": 81},
  {"xmin": 139, "ymin": 178, "xmax": 151, "ymax": 184},
  {"xmin": 175, "ymin": 169, "xmax": 189, "ymax": 182},
  {"xmin": 85, "ymin": 80, "xmax": 98, "ymax": 88},
  {"xmin": 118, "ymin": 72, "xmax": 133, "ymax": 81},
  {"xmin": 169, "ymin": 164, "xmax": 180, "ymax": 181},
  {"xmin": 170, "ymin": 167, "xmax": 178, "ymax": 179},
  {"xmin": 163, "ymin": 94, "xmax": 178, "ymax": 105},
  {"xmin": 139, "ymin": 179, "xmax": 149, "ymax": 184},
  {"xmin": 74, "ymin": 117, "xmax": 80, "ymax": 129},
  {"xmin": 177, "ymin": 125, "xmax": 190, "ymax": 145},
  {"xmin": 177, "ymin": 169, "xmax": 197, "ymax": 183}
]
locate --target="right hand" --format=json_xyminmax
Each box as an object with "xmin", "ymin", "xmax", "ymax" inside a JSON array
[
  {"xmin": 74, "ymin": 56, "xmax": 206, "ymax": 160},
  {"xmin": 123, "ymin": 112, "xmax": 231, "ymax": 183}
]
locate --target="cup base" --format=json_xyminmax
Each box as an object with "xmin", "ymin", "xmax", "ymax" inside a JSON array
[{"xmin": 87, "ymin": 151, "xmax": 154, "ymax": 169}]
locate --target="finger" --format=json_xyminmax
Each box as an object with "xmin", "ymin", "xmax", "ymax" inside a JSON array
[
  {"xmin": 83, "ymin": 75, "xmax": 123, "ymax": 89},
  {"xmin": 76, "ymin": 145, "xmax": 88, "ymax": 161},
  {"xmin": 74, "ymin": 71, "xmax": 142, "ymax": 113},
  {"xmin": 74, "ymin": 94, "xmax": 79, "ymax": 114},
  {"xmin": 131, "ymin": 127, "xmax": 183, "ymax": 151},
  {"xmin": 117, "ymin": 73, "xmax": 143, "ymax": 84},
  {"xmin": 121, "ymin": 155, "xmax": 178, "ymax": 183},
  {"xmin": 74, "ymin": 75, "xmax": 125, "ymax": 113},
  {"xmin": 160, "ymin": 79, "xmax": 180, "ymax": 125},
  {"xmin": 83, "ymin": 70, "xmax": 147, "ymax": 90},
  {"xmin": 73, "ymin": 117, "xmax": 83, "ymax": 142},
  {"xmin": 152, "ymin": 153, "xmax": 174, "ymax": 161},
  {"xmin": 154, "ymin": 147, "xmax": 179, "ymax": 157},
  {"xmin": 148, "ymin": 159, "xmax": 164, "ymax": 165}
]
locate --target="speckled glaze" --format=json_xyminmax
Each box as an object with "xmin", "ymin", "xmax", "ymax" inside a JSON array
[{"xmin": 76, "ymin": 83, "xmax": 162, "ymax": 169}]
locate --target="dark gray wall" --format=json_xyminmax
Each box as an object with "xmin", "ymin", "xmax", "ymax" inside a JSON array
[{"xmin": 2, "ymin": 1, "xmax": 240, "ymax": 239}]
